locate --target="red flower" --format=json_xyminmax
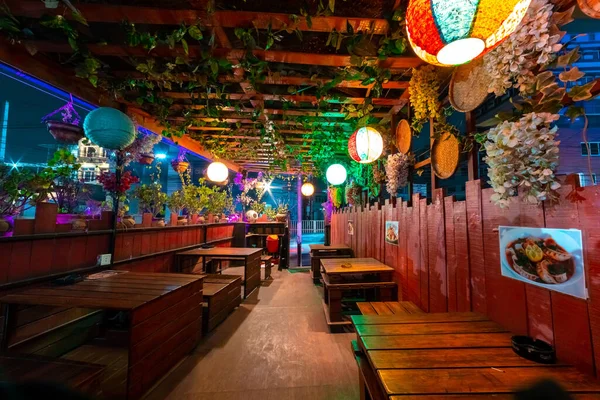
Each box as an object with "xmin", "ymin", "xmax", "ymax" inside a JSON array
[{"xmin": 98, "ymin": 171, "xmax": 139, "ymax": 195}]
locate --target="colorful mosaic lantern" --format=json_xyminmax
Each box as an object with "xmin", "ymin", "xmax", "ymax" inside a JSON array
[
  {"xmin": 348, "ymin": 127, "xmax": 384, "ymax": 164},
  {"xmin": 406, "ymin": 0, "xmax": 532, "ymax": 66}
]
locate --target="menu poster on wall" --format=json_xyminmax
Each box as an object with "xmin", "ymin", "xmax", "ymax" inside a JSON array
[
  {"xmin": 499, "ymin": 226, "xmax": 587, "ymax": 299},
  {"xmin": 385, "ymin": 221, "xmax": 399, "ymax": 245},
  {"xmin": 348, "ymin": 220, "xmax": 354, "ymax": 236}
]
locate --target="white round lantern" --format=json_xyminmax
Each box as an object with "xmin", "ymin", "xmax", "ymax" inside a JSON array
[
  {"xmin": 326, "ymin": 164, "xmax": 347, "ymax": 186},
  {"xmin": 348, "ymin": 126, "xmax": 384, "ymax": 164},
  {"xmin": 301, "ymin": 182, "xmax": 315, "ymax": 196},
  {"xmin": 207, "ymin": 161, "xmax": 229, "ymax": 183}
]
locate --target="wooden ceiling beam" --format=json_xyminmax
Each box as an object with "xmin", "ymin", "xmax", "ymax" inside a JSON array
[
  {"xmin": 117, "ymin": 71, "xmax": 409, "ymax": 90},
  {"xmin": 162, "ymin": 91, "xmax": 403, "ymax": 106},
  {"xmin": 7, "ymin": 2, "xmax": 389, "ymax": 34},
  {"xmin": 29, "ymin": 41, "xmax": 421, "ymax": 69},
  {"xmin": 179, "ymin": 105, "xmax": 390, "ymax": 118}
]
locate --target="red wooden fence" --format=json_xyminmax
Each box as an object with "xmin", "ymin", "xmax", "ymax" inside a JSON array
[{"xmin": 331, "ymin": 180, "xmax": 600, "ymax": 377}]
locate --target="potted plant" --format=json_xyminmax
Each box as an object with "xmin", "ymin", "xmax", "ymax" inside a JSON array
[
  {"xmin": 0, "ymin": 165, "xmax": 53, "ymax": 235},
  {"xmin": 184, "ymin": 178, "xmax": 211, "ymax": 223},
  {"xmin": 264, "ymin": 205, "xmax": 277, "ymax": 221},
  {"xmin": 47, "ymin": 149, "xmax": 87, "ymax": 225},
  {"xmin": 275, "ymin": 202, "xmax": 289, "ymax": 222},
  {"xmin": 41, "ymin": 96, "xmax": 84, "ymax": 144},
  {"xmin": 206, "ymin": 188, "xmax": 232, "ymax": 223},
  {"xmin": 171, "ymin": 149, "xmax": 189, "ymax": 174},
  {"xmin": 98, "ymin": 170, "xmax": 140, "ymax": 228},
  {"xmin": 132, "ymin": 181, "xmax": 168, "ymax": 226},
  {"xmin": 119, "ymin": 132, "xmax": 162, "ymax": 166},
  {"xmin": 167, "ymin": 189, "xmax": 187, "ymax": 225}
]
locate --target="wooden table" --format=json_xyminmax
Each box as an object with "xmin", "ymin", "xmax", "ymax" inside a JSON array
[
  {"xmin": 0, "ymin": 271, "xmax": 204, "ymax": 399},
  {"xmin": 351, "ymin": 312, "xmax": 600, "ymax": 399},
  {"xmin": 309, "ymin": 244, "xmax": 354, "ymax": 283},
  {"xmin": 176, "ymin": 247, "xmax": 262, "ymax": 298},
  {"xmin": 320, "ymin": 258, "xmax": 396, "ymax": 329}
]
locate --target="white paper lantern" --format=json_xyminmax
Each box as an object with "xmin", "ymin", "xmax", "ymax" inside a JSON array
[
  {"xmin": 207, "ymin": 161, "xmax": 229, "ymax": 183},
  {"xmin": 301, "ymin": 182, "xmax": 315, "ymax": 196},
  {"xmin": 326, "ymin": 164, "xmax": 347, "ymax": 186}
]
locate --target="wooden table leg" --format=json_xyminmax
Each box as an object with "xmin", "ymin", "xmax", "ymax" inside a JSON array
[
  {"xmin": 328, "ymin": 288, "xmax": 342, "ymax": 322},
  {"xmin": 243, "ymin": 257, "xmax": 248, "ymax": 299}
]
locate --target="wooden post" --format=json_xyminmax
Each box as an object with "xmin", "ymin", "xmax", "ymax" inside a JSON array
[
  {"xmin": 429, "ymin": 117, "xmax": 436, "ymax": 196},
  {"xmin": 466, "ymin": 111, "xmax": 479, "ymax": 181},
  {"xmin": 296, "ymin": 176, "xmax": 302, "ymax": 267}
]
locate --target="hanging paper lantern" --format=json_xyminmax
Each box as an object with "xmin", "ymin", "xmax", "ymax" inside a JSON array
[
  {"xmin": 406, "ymin": 0, "xmax": 532, "ymax": 66},
  {"xmin": 348, "ymin": 127, "xmax": 384, "ymax": 164},
  {"xmin": 301, "ymin": 182, "xmax": 315, "ymax": 197},
  {"xmin": 83, "ymin": 107, "xmax": 136, "ymax": 150},
  {"xmin": 207, "ymin": 161, "xmax": 229, "ymax": 183},
  {"xmin": 326, "ymin": 164, "xmax": 347, "ymax": 186}
]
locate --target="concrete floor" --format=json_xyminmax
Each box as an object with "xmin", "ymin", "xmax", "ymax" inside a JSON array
[{"xmin": 145, "ymin": 268, "xmax": 359, "ymax": 400}]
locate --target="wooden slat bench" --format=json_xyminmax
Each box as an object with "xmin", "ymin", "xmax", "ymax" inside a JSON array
[
  {"xmin": 261, "ymin": 255, "xmax": 273, "ymax": 280},
  {"xmin": 202, "ymin": 274, "xmax": 242, "ymax": 333},
  {"xmin": 0, "ymin": 354, "xmax": 105, "ymax": 395},
  {"xmin": 357, "ymin": 301, "xmax": 423, "ymax": 316}
]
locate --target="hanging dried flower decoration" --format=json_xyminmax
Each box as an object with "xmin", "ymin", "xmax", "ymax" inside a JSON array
[
  {"xmin": 385, "ymin": 153, "xmax": 410, "ymax": 197},
  {"xmin": 481, "ymin": 112, "xmax": 561, "ymax": 207},
  {"xmin": 483, "ymin": 0, "xmax": 572, "ymax": 97},
  {"xmin": 345, "ymin": 182, "xmax": 363, "ymax": 207}
]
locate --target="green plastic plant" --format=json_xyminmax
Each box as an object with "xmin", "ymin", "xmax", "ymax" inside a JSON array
[
  {"xmin": 47, "ymin": 149, "xmax": 86, "ymax": 214},
  {"xmin": 0, "ymin": 165, "xmax": 53, "ymax": 218},
  {"xmin": 167, "ymin": 189, "xmax": 187, "ymax": 216},
  {"xmin": 132, "ymin": 167, "xmax": 168, "ymax": 217}
]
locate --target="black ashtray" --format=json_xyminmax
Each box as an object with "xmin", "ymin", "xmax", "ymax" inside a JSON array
[
  {"xmin": 51, "ymin": 274, "xmax": 84, "ymax": 286},
  {"xmin": 200, "ymin": 244, "xmax": 215, "ymax": 249},
  {"xmin": 511, "ymin": 335, "xmax": 556, "ymax": 364}
]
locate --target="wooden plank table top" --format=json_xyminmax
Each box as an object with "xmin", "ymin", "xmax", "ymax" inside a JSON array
[
  {"xmin": 320, "ymin": 258, "xmax": 394, "ymax": 275},
  {"xmin": 177, "ymin": 247, "xmax": 262, "ymax": 257},
  {"xmin": 309, "ymin": 244, "xmax": 352, "ymax": 251},
  {"xmin": 0, "ymin": 271, "xmax": 203, "ymax": 311},
  {"xmin": 353, "ymin": 311, "xmax": 600, "ymax": 399}
]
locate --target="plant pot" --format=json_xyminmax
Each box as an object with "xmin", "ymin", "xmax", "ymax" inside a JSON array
[
  {"xmin": 191, "ymin": 214, "xmax": 199, "ymax": 224},
  {"xmin": 46, "ymin": 121, "xmax": 84, "ymax": 144},
  {"xmin": 117, "ymin": 215, "xmax": 135, "ymax": 229},
  {"xmin": 169, "ymin": 213, "xmax": 178, "ymax": 227},
  {"xmin": 177, "ymin": 216, "xmax": 188, "ymax": 225},
  {"xmin": 275, "ymin": 213, "xmax": 287, "ymax": 223},
  {"xmin": 138, "ymin": 153, "xmax": 155, "ymax": 165},
  {"xmin": 198, "ymin": 215, "xmax": 206, "ymax": 224},
  {"xmin": 152, "ymin": 218, "xmax": 165, "ymax": 227},
  {"xmin": 56, "ymin": 213, "xmax": 78, "ymax": 225},
  {"xmin": 0, "ymin": 216, "xmax": 13, "ymax": 236},
  {"xmin": 171, "ymin": 161, "xmax": 189, "ymax": 174},
  {"xmin": 71, "ymin": 216, "xmax": 87, "ymax": 231},
  {"xmin": 213, "ymin": 215, "xmax": 220, "ymax": 223}
]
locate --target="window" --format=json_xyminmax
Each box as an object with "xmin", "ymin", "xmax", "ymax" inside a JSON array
[
  {"xmin": 578, "ymin": 173, "xmax": 597, "ymax": 187},
  {"xmin": 81, "ymin": 167, "xmax": 96, "ymax": 183},
  {"xmin": 86, "ymin": 147, "xmax": 96, "ymax": 157},
  {"xmin": 581, "ymin": 142, "xmax": 600, "ymax": 156}
]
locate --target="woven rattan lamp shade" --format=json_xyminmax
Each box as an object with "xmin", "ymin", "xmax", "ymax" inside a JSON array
[{"xmin": 407, "ymin": 0, "xmax": 532, "ymax": 66}]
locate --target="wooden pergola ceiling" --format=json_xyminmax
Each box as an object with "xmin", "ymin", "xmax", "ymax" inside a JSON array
[{"xmin": 2, "ymin": 0, "xmax": 419, "ymax": 173}]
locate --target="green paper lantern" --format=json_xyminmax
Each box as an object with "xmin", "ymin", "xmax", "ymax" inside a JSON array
[{"xmin": 83, "ymin": 107, "xmax": 136, "ymax": 150}]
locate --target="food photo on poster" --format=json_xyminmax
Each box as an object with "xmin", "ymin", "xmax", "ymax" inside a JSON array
[{"xmin": 499, "ymin": 226, "xmax": 586, "ymax": 299}]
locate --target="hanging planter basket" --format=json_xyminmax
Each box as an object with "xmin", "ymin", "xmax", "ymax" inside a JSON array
[
  {"xmin": 138, "ymin": 153, "xmax": 155, "ymax": 165},
  {"xmin": 449, "ymin": 57, "xmax": 490, "ymax": 113},
  {"xmin": 578, "ymin": 0, "xmax": 600, "ymax": 18},
  {"xmin": 395, "ymin": 119, "xmax": 412, "ymax": 154},
  {"xmin": 171, "ymin": 160, "xmax": 189, "ymax": 173},
  {"xmin": 46, "ymin": 120, "xmax": 85, "ymax": 144},
  {"xmin": 431, "ymin": 132, "xmax": 460, "ymax": 179}
]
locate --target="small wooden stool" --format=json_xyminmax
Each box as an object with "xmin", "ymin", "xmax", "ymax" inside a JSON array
[{"xmin": 261, "ymin": 255, "xmax": 273, "ymax": 280}]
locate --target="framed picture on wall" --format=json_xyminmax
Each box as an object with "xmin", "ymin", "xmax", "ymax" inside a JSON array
[
  {"xmin": 385, "ymin": 221, "xmax": 399, "ymax": 245},
  {"xmin": 499, "ymin": 226, "xmax": 587, "ymax": 299},
  {"xmin": 348, "ymin": 220, "xmax": 354, "ymax": 236}
]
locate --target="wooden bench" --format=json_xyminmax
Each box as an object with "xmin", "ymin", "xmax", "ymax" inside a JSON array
[
  {"xmin": 0, "ymin": 354, "xmax": 105, "ymax": 395},
  {"xmin": 309, "ymin": 244, "xmax": 354, "ymax": 283},
  {"xmin": 357, "ymin": 301, "xmax": 423, "ymax": 316},
  {"xmin": 261, "ymin": 255, "xmax": 273, "ymax": 280},
  {"xmin": 202, "ymin": 274, "xmax": 242, "ymax": 332}
]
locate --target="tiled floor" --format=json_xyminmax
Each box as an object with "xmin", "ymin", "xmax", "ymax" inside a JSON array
[{"xmin": 145, "ymin": 268, "xmax": 359, "ymax": 400}]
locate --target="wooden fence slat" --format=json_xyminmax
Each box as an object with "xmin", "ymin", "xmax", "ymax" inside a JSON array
[
  {"xmin": 453, "ymin": 201, "xmax": 471, "ymax": 312},
  {"xmin": 466, "ymin": 180, "xmax": 487, "ymax": 314},
  {"xmin": 407, "ymin": 195, "xmax": 420, "ymax": 307},
  {"xmin": 419, "ymin": 197, "xmax": 429, "ymax": 312},
  {"xmin": 445, "ymin": 196, "xmax": 457, "ymax": 312}
]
